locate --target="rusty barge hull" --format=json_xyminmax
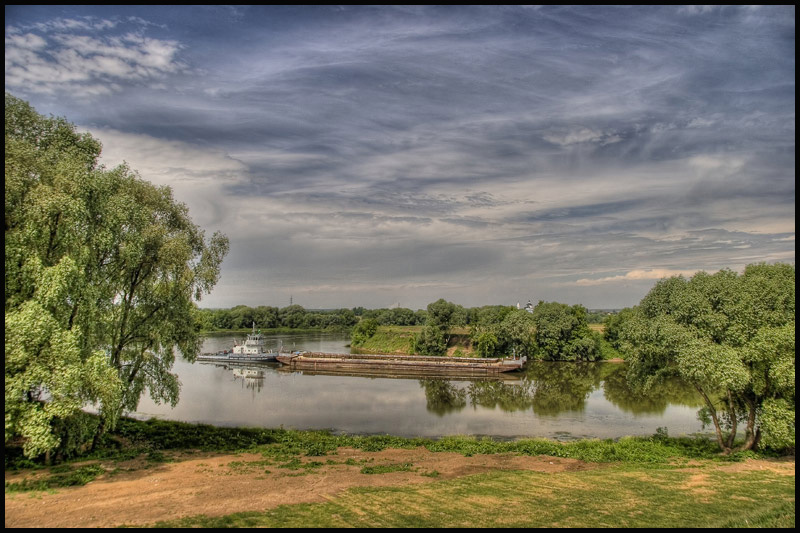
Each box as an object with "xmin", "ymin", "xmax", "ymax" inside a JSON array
[{"xmin": 275, "ymin": 352, "xmax": 526, "ymax": 376}]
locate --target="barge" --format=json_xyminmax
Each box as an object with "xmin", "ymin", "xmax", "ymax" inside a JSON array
[{"xmin": 275, "ymin": 352, "xmax": 526, "ymax": 376}]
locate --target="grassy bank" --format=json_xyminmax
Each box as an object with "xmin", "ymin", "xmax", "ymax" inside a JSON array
[
  {"xmin": 152, "ymin": 464, "xmax": 795, "ymax": 528},
  {"xmin": 352, "ymin": 325, "xmax": 622, "ymax": 360},
  {"xmin": 352, "ymin": 326, "xmax": 477, "ymax": 356},
  {"xmin": 5, "ymin": 417, "xmax": 794, "ymax": 528},
  {"xmin": 5, "ymin": 415, "xmax": 787, "ymax": 474}
]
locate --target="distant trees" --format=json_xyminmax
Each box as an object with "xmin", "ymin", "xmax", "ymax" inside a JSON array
[
  {"xmin": 350, "ymin": 318, "xmax": 379, "ymax": 347},
  {"xmin": 530, "ymin": 302, "xmax": 600, "ymax": 361},
  {"xmin": 415, "ymin": 299, "xmax": 466, "ymax": 356},
  {"xmin": 618, "ymin": 263, "xmax": 795, "ymax": 453},
  {"xmin": 5, "ymin": 94, "xmax": 228, "ymax": 457},
  {"xmin": 468, "ymin": 302, "xmax": 599, "ymax": 361},
  {"xmin": 193, "ymin": 305, "xmax": 358, "ymax": 331}
]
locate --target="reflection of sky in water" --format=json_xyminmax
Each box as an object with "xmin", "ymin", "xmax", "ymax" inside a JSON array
[{"xmin": 134, "ymin": 334, "xmax": 706, "ymax": 439}]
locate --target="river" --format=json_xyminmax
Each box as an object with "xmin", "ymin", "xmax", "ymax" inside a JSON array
[{"xmin": 131, "ymin": 332, "xmax": 707, "ymax": 440}]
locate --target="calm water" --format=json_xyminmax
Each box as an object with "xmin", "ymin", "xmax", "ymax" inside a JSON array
[{"xmin": 132, "ymin": 332, "xmax": 707, "ymax": 440}]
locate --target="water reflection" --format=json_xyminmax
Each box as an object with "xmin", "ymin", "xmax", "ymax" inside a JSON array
[
  {"xmin": 602, "ymin": 370, "xmax": 705, "ymax": 414},
  {"xmin": 414, "ymin": 362, "xmax": 704, "ymax": 417},
  {"xmin": 198, "ymin": 362, "xmax": 272, "ymax": 394},
  {"xmin": 132, "ymin": 333, "xmax": 709, "ymax": 439},
  {"xmin": 419, "ymin": 379, "xmax": 467, "ymax": 415}
]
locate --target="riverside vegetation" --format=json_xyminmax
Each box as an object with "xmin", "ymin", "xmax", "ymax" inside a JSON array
[{"xmin": 4, "ymin": 415, "xmax": 795, "ymax": 528}]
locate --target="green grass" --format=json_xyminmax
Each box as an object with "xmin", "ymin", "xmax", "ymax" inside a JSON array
[
  {"xmin": 360, "ymin": 462, "xmax": 414, "ymax": 474},
  {"xmin": 148, "ymin": 464, "xmax": 795, "ymax": 528},
  {"xmin": 6, "ymin": 416, "xmax": 776, "ymax": 473},
  {"xmin": 351, "ymin": 325, "xmax": 419, "ymax": 354},
  {"xmin": 5, "ymin": 464, "xmax": 105, "ymax": 492}
]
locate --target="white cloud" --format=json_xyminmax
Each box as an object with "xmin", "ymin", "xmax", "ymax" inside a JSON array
[
  {"xmin": 89, "ymin": 128, "xmax": 249, "ymax": 231},
  {"xmin": 5, "ymin": 17, "xmax": 184, "ymax": 97},
  {"xmin": 543, "ymin": 127, "xmax": 621, "ymax": 146},
  {"xmin": 575, "ymin": 269, "xmax": 701, "ymax": 286}
]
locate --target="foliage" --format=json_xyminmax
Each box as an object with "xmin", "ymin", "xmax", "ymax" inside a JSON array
[
  {"xmin": 5, "ymin": 94, "xmax": 228, "ymax": 457},
  {"xmin": 350, "ymin": 318, "xmax": 379, "ymax": 346},
  {"xmin": 499, "ymin": 309, "xmax": 537, "ymax": 358},
  {"xmin": 426, "ymin": 299, "xmax": 467, "ymax": 333},
  {"xmin": 359, "ymin": 307, "xmax": 426, "ymax": 326},
  {"xmin": 530, "ymin": 302, "xmax": 600, "ymax": 361},
  {"xmin": 6, "ymin": 414, "xmax": 765, "ymax": 471},
  {"xmin": 602, "ymin": 307, "xmax": 634, "ymax": 350},
  {"xmin": 195, "ymin": 305, "xmax": 358, "ymax": 331},
  {"xmin": 5, "ymin": 463, "xmax": 105, "ymax": 492},
  {"xmin": 619, "ymin": 263, "xmax": 795, "ymax": 453},
  {"xmin": 414, "ymin": 325, "xmax": 448, "ymax": 356}
]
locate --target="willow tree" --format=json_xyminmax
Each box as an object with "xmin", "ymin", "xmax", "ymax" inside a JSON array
[
  {"xmin": 620, "ymin": 264, "xmax": 795, "ymax": 453},
  {"xmin": 5, "ymin": 94, "xmax": 229, "ymax": 456}
]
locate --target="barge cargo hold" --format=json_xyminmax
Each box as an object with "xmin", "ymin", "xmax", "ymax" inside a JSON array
[{"xmin": 275, "ymin": 352, "xmax": 526, "ymax": 376}]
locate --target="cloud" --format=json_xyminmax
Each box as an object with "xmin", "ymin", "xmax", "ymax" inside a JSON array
[
  {"xmin": 574, "ymin": 269, "xmax": 701, "ymax": 286},
  {"xmin": 543, "ymin": 128, "xmax": 622, "ymax": 147},
  {"xmin": 6, "ymin": 6, "xmax": 793, "ymax": 309},
  {"xmin": 5, "ymin": 17, "xmax": 184, "ymax": 97}
]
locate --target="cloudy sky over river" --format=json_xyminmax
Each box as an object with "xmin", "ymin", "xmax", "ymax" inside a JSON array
[{"xmin": 6, "ymin": 5, "xmax": 794, "ymax": 310}]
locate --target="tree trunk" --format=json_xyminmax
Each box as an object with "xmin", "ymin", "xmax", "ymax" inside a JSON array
[
  {"xmin": 90, "ymin": 416, "xmax": 106, "ymax": 452},
  {"xmin": 695, "ymin": 385, "xmax": 732, "ymax": 454},
  {"xmin": 733, "ymin": 401, "xmax": 759, "ymax": 452}
]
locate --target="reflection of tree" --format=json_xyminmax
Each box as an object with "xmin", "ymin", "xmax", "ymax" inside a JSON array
[
  {"xmin": 603, "ymin": 368, "xmax": 704, "ymax": 415},
  {"xmin": 419, "ymin": 379, "xmax": 467, "ymax": 416},
  {"xmin": 524, "ymin": 362, "xmax": 609, "ymax": 416},
  {"xmin": 418, "ymin": 362, "xmax": 707, "ymax": 420},
  {"xmin": 467, "ymin": 381, "xmax": 535, "ymax": 412}
]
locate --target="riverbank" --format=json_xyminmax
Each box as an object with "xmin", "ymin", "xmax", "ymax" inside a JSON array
[
  {"xmin": 5, "ymin": 418, "xmax": 794, "ymax": 528},
  {"xmin": 350, "ymin": 325, "xmax": 620, "ymax": 360}
]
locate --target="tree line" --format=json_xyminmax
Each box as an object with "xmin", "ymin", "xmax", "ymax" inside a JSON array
[
  {"xmin": 193, "ymin": 305, "xmax": 359, "ymax": 331},
  {"xmin": 352, "ymin": 298, "xmax": 612, "ymax": 362}
]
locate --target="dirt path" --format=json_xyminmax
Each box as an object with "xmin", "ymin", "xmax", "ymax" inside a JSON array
[{"xmin": 5, "ymin": 447, "xmax": 596, "ymax": 528}]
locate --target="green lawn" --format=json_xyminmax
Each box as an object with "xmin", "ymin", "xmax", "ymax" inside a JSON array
[{"xmin": 150, "ymin": 462, "xmax": 794, "ymax": 528}]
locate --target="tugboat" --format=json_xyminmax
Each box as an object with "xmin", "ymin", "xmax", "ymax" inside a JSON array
[{"xmin": 197, "ymin": 322, "xmax": 280, "ymax": 363}]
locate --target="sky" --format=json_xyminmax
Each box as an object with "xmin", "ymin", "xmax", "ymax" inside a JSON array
[{"xmin": 5, "ymin": 5, "xmax": 795, "ymax": 311}]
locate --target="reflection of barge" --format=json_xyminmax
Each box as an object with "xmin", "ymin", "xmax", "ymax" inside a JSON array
[{"xmin": 275, "ymin": 352, "xmax": 526, "ymax": 376}]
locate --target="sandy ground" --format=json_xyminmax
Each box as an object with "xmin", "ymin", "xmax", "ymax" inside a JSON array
[{"xmin": 5, "ymin": 447, "xmax": 598, "ymax": 528}]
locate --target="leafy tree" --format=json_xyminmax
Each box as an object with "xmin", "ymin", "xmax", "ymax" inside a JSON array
[
  {"xmin": 619, "ymin": 264, "xmax": 794, "ymax": 453},
  {"xmin": 530, "ymin": 302, "xmax": 600, "ymax": 361},
  {"xmin": 253, "ymin": 306, "xmax": 280, "ymax": 329},
  {"xmin": 350, "ymin": 318, "xmax": 379, "ymax": 347},
  {"xmin": 603, "ymin": 307, "xmax": 634, "ymax": 350},
  {"xmin": 414, "ymin": 325, "xmax": 448, "ymax": 356},
  {"xmin": 498, "ymin": 309, "xmax": 537, "ymax": 358},
  {"xmin": 473, "ymin": 331, "xmax": 500, "ymax": 358},
  {"xmin": 420, "ymin": 299, "xmax": 466, "ymax": 353},
  {"xmin": 5, "ymin": 94, "xmax": 228, "ymax": 456},
  {"xmin": 280, "ymin": 305, "xmax": 306, "ymax": 328}
]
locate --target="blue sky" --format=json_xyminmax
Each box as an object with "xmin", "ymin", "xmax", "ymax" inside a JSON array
[{"xmin": 5, "ymin": 5, "xmax": 795, "ymax": 310}]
